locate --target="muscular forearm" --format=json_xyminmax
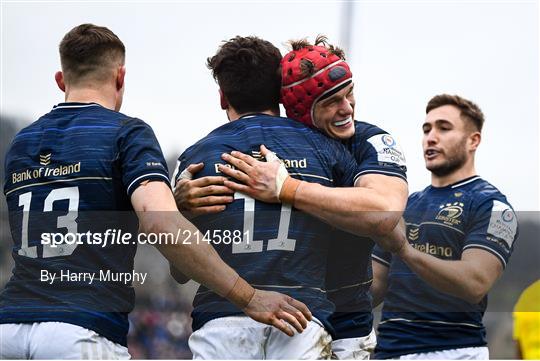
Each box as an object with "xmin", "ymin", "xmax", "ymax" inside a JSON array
[
  {"xmin": 293, "ymin": 182, "xmax": 403, "ymax": 237},
  {"xmin": 398, "ymin": 244, "xmax": 489, "ymax": 304},
  {"xmin": 144, "ymin": 213, "xmax": 239, "ymax": 297},
  {"xmin": 371, "ymin": 261, "xmax": 389, "ymax": 308},
  {"xmin": 133, "ymin": 182, "xmax": 243, "ymax": 300},
  {"xmin": 170, "ymin": 264, "xmax": 190, "ymax": 284}
]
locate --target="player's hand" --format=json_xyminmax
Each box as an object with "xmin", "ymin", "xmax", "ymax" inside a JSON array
[
  {"xmin": 174, "ymin": 163, "xmax": 234, "ymax": 218},
  {"xmin": 218, "ymin": 145, "xmax": 289, "ymax": 203},
  {"xmin": 242, "ymin": 289, "xmax": 312, "ymax": 337},
  {"xmin": 374, "ymin": 218, "xmax": 408, "ymax": 254}
]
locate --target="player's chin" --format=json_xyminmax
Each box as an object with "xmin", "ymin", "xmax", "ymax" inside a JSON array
[
  {"xmin": 425, "ymin": 159, "xmax": 445, "ymax": 173},
  {"xmin": 329, "ymin": 122, "xmax": 354, "ymax": 140}
]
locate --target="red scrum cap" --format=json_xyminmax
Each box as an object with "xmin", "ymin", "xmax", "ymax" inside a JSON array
[{"xmin": 280, "ymin": 41, "xmax": 353, "ymax": 127}]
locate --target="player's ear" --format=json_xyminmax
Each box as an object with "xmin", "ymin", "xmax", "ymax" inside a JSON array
[
  {"xmin": 55, "ymin": 71, "xmax": 66, "ymax": 92},
  {"xmin": 219, "ymin": 89, "xmax": 229, "ymax": 110},
  {"xmin": 469, "ymin": 131, "xmax": 481, "ymax": 151},
  {"xmin": 116, "ymin": 65, "xmax": 126, "ymax": 91}
]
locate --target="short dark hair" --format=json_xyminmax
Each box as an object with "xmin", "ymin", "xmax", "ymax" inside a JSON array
[
  {"xmin": 426, "ymin": 94, "xmax": 485, "ymax": 132},
  {"xmin": 59, "ymin": 24, "xmax": 125, "ymax": 85},
  {"xmin": 207, "ymin": 36, "xmax": 281, "ymax": 114}
]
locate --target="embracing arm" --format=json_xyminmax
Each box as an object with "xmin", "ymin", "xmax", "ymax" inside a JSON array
[
  {"xmin": 173, "ymin": 162, "xmax": 234, "ymax": 219},
  {"xmin": 132, "ymin": 181, "xmax": 241, "ymax": 296},
  {"xmin": 219, "ymin": 145, "xmax": 408, "ymax": 239},
  {"xmin": 293, "ymin": 173, "xmax": 408, "ymax": 237},
  {"xmin": 131, "ymin": 181, "xmax": 311, "ymax": 335}
]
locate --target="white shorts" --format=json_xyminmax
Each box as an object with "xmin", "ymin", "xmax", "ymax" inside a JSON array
[
  {"xmin": 398, "ymin": 346, "xmax": 489, "ymax": 360},
  {"xmin": 332, "ymin": 328, "xmax": 377, "ymax": 359},
  {"xmin": 0, "ymin": 322, "xmax": 131, "ymax": 359},
  {"xmin": 189, "ymin": 315, "xmax": 332, "ymax": 359}
]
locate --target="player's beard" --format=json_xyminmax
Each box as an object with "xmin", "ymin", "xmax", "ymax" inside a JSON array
[{"xmin": 427, "ymin": 138, "xmax": 468, "ymax": 177}]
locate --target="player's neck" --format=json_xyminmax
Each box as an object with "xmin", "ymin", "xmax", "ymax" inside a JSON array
[
  {"xmin": 64, "ymin": 87, "xmax": 118, "ymax": 111},
  {"xmin": 227, "ymin": 107, "xmax": 279, "ymax": 121},
  {"xmin": 431, "ymin": 158, "xmax": 477, "ymax": 188}
]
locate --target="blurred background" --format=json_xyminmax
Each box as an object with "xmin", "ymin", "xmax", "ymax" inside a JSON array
[{"xmin": 1, "ymin": 0, "xmax": 539, "ymax": 358}]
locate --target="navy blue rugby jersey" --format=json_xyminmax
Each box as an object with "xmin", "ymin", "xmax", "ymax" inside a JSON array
[
  {"xmin": 372, "ymin": 176, "xmax": 518, "ymax": 358},
  {"xmin": 173, "ymin": 114, "xmax": 361, "ymax": 334},
  {"xmin": 327, "ymin": 121, "xmax": 407, "ymax": 339},
  {"xmin": 1, "ymin": 102, "xmax": 170, "ymax": 346}
]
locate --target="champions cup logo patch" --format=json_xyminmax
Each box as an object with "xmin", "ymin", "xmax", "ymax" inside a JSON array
[
  {"xmin": 436, "ymin": 202, "xmax": 464, "ymax": 226},
  {"xmin": 382, "ymin": 135, "xmax": 396, "ymax": 148},
  {"xmin": 487, "ymin": 200, "xmax": 517, "ymax": 248},
  {"xmin": 367, "ymin": 134, "xmax": 406, "ymax": 167},
  {"xmin": 40, "ymin": 153, "xmax": 51, "ymax": 166},
  {"xmin": 502, "ymin": 209, "xmax": 515, "ymax": 223}
]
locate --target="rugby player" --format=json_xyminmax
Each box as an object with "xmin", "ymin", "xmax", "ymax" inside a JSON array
[
  {"xmin": 0, "ymin": 24, "xmax": 310, "ymax": 359},
  {"xmin": 176, "ymin": 36, "xmax": 409, "ymax": 359},
  {"xmin": 371, "ymin": 94, "xmax": 519, "ymax": 359},
  {"xmin": 171, "ymin": 35, "xmax": 405, "ymax": 359}
]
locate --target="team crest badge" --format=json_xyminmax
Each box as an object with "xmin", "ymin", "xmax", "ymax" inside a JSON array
[{"xmin": 436, "ymin": 202, "xmax": 464, "ymax": 226}]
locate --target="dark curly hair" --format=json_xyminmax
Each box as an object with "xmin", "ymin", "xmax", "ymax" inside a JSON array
[
  {"xmin": 207, "ymin": 36, "xmax": 282, "ymax": 114},
  {"xmin": 288, "ymin": 35, "xmax": 346, "ymax": 77}
]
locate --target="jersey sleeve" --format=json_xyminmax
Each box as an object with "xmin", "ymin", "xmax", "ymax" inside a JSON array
[
  {"xmin": 372, "ymin": 244, "xmax": 392, "ymax": 267},
  {"xmin": 462, "ymin": 197, "xmax": 519, "ymax": 268},
  {"xmin": 116, "ymin": 118, "xmax": 170, "ymax": 196},
  {"xmin": 325, "ymin": 139, "xmax": 362, "ymax": 186},
  {"xmin": 355, "ymin": 132, "xmax": 407, "ymax": 183}
]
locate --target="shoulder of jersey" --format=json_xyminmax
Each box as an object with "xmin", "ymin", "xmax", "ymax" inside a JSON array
[
  {"xmin": 466, "ymin": 177, "xmax": 509, "ymax": 205},
  {"xmin": 408, "ymin": 186, "xmax": 430, "ymax": 202},
  {"xmin": 354, "ymin": 120, "xmax": 391, "ymax": 140},
  {"xmin": 204, "ymin": 115, "xmax": 323, "ymax": 137}
]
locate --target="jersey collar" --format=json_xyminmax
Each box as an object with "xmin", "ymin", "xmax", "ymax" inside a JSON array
[
  {"xmin": 53, "ymin": 102, "xmax": 103, "ymax": 110},
  {"xmin": 450, "ymin": 175, "xmax": 482, "ymax": 188},
  {"xmin": 238, "ymin": 112, "xmax": 273, "ymax": 120},
  {"xmin": 431, "ymin": 175, "xmax": 482, "ymax": 190}
]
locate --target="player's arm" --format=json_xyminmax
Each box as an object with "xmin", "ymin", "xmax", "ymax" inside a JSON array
[
  {"xmin": 370, "ymin": 242, "xmax": 393, "ymax": 307},
  {"xmin": 398, "ymin": 198, "xmax": 517, "ymax": 304},
  {"xmin": 219, "ymin": 145, "xmax": 408, "ymax": 239},
  {"xmin": 397, "ymin": 244, "xmax": 502, "ymax": 304},
  {"xmin": 371, "ymin": 259, "xmax": 390, "ymax": 308},
  {"xmin": 131, "ymin": 181, "xmax": 312, "ymax": 335},
  {"xmin": 173, "ymin": 162, "xmax": 234, "ymax": 218},
  {"xmin": 170, "ymin": 264, "xmax": 190, "ymax": 284},
  {"xmin": 293, "ymin": 172, "xmax": 408, "ymax": 238}
]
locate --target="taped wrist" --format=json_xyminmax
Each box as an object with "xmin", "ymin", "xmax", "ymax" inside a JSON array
[
  {"xmin": 226, "ymin": 276, "xmax": 256, "ymax": 309},
  {"xmin": 279, "ymin": 177, "xmax": 302, "ymax": 205},
  {"xmin": 265, "ymin": 150, "xmax": 294, "ymax": 201},
  {"xmin": 274, "ymin": 163, "xmax": 289, "ymax": 197}
]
